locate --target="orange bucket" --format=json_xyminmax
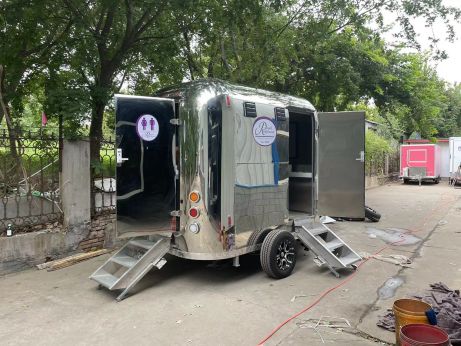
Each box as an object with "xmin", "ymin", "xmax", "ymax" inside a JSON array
[{"xmin": 393, "ymin": 299, "xmax": 431, "ymax": 346}]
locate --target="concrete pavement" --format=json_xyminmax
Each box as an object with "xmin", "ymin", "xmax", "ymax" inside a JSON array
[{"xmin": 0, "ymin": 182, "xmax": 460, "ymax": 346}]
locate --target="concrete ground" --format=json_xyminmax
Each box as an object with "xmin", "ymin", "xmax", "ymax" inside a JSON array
[{"xmin": 1, "ymin": 182, "xmax": 460, "ymax": 346}]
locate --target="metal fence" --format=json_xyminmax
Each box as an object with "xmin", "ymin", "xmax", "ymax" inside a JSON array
[
  {"xmin": 0, "ymin": 128, "xmax": 61, "ymax": 232},
  {"xmin": 91, "ymin": 137, "xmax": 116, "ymax": 216}
]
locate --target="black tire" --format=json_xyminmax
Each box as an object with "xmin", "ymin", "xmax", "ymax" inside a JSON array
[
  {"xmin": 247, "ymin": 229, "xmax": 272, "ymax": 248},
  {"xmin": 434, "ymin": 178, "xmax": 440, "ymax": 184},
  {"xmin": 260, "ymin": 229, "xmax": 297, "ymax": 279},
  {"xmin": 403, "ymin": 178, "xmax": 410, "ymax": 184},
  {"xmin": 365, "ymin": 205, "xmax": 381, "ymax": 222}
]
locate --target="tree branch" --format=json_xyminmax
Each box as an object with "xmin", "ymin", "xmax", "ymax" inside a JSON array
[
  {"xmin": 62, "ymin": 0, "xmax": 97, "ymax": 36},
  {"xmin": 99, "ymin": 6, "xmax": 116, "ymax": 39},
  {"xmin": 131, "ymin": 32, "xmax": 177, "ymax": 44},
  {"xmin": 21, "ymin": 19, "xmax": 73, "ymax": 59},
  {"xmin": 124, "ymin": 0, "xmax": 133, "ymax": 38},
  {"xmin": 182, "ymin": 31, "xmax": 198, "ymax": 80},
  {"xmin": 220, "ymin": 40, "xmax": 232, "ymax": 74},
  {"xmin": 327, "ymin": 1, "xmax": 385, "ymax": 35}
]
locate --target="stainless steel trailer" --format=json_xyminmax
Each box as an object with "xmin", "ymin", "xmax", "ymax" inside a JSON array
[{"xmin": 91, "ymin": 80, "xmax": 364, "ymax": 300}]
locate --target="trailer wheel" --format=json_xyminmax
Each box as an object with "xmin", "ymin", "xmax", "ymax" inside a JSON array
[
  {"xmin": 260, "ymin": 229, "xmax": 297, "ymax": 279},
  {"xmin": 365, "ymin": 206, "xmax": 381, "ymax": 222},
  {"xmin": 247, "ymin": 229, "xmax": 272, "ymax": 250},
  {"xmin": 403, "ymin": 178, "xmax": 410, "ymax": 184}
]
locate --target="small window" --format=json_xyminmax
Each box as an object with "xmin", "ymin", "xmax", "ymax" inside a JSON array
[
  {"xmin": 243, "ymin": 102, "xmax": 257, "ymax": 118},
  {"xmin": 274, "ymin": 107, "xmax": 286, "ymax": 121},
  {"xmin": 207, "ymin": 101, "xmax": 222, "ymax": 219}
]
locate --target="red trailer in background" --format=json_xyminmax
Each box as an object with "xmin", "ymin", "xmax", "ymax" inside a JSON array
[{"xmin": 400, "ymin": 144, "xmax": 441, "ymax": 183}]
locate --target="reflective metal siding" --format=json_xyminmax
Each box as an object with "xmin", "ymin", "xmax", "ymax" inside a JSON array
[
  {"xmin": 156, "ymin": 79, "xmax": 316, "ymax": 257},
  {"xmin": 317, "ymin": 111, "xmax": 365, "ymax": 218}
]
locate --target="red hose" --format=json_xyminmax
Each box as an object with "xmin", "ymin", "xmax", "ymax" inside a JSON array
[{"xmin": 257, "ymin": 195, "xmax": 456, "ymax": 345}]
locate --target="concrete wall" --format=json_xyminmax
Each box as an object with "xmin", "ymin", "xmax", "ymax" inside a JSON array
[
  {"xmin": 0, "ymin": 216, "xmax": 118, "ymax": 275},
  {"xmin": 61, "ymin": 140, "xmax": 91, "ymax": 228},
  {"xmin": 365, "ymin": 174, "xmax": 398, "ymax": 189},
  {"xmin": 0, "ymin": 229, "xmax": 73, "ymax": 274}
]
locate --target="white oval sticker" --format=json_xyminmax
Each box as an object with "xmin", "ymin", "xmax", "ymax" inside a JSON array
[
  {"xmin": 136, "ymin": 114, "xmax": 159, "ymax": 141},
  {"xmin": 252, "ymin": 117, "xmax": 276, "ymax": 146}
]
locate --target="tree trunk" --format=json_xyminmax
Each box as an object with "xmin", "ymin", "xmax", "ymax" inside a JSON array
[
  {"xmin": 0, "ymin": 65, "xmax": 19, "ymax": 158},
  {"xmin": 89, "ymin": 100, "xmax": 105, "ymax": 218},
  {"xmin": 0, "ymin": 65, "xmax": 29, "ymax": 193},
  {"xmin": 89, "ymin": 99, "xmax": 105, "ymax": 164}
]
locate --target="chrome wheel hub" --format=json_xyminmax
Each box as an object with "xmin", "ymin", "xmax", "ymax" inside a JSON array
[{"xmin": 276, "ymin": 240, "xmax": 295, "ymax": 271}]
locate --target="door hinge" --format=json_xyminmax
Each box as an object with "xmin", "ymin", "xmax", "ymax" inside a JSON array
[
  {"xmin": 170, "ymin": 210, "xmax": 181, "ymax": 217},
  {"xmin": 170, "ymin": 119, "xmax": 182, "ymax": 126},
  {"xmin": 356, "ymin": 150, "xmax": 365, "ymax": 162}
]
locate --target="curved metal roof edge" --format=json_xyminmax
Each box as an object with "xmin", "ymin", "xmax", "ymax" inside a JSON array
[{"xmin": 155, "ymin": 78, "xmax": 316, "ymax": 112}]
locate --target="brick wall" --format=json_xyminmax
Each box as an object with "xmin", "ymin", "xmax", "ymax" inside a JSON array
[{"xmin": 79, "ymin": 214, "xmax": 116, "ymax": 252}]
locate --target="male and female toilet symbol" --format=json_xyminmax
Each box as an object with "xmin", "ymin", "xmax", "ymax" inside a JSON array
[{"xmin": 136, "ymin": 114, "xmax": 159, "ymax": 141}]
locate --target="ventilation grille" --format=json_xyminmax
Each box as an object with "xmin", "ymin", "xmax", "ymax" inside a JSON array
[
  {"xmin": 274, "ymin": 107, "xmax": 286, "ymax": 121},
  {"xmin": 243, "ymin": 102, "xmax": 257, "ymax": 118}
]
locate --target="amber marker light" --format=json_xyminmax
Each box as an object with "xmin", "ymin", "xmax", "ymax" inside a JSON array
[{"xmin": 189, "ymin": 191, "xmax": 201, "ymax": 203}]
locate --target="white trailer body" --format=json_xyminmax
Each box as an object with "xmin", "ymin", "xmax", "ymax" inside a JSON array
[{"xmin": 449, "ymin": 137, "xmax": 461, "ymax": 173}]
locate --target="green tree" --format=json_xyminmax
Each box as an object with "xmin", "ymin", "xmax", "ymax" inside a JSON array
[
  {"xmin": 0, "ymin": 0, "xmax": 70, "ymax": 153},
  {"xmin": 437, "ymin": 84, "xmax": 461, "ymax": 137},
  {"xmin": 365, "ymin": 130, "xmax": 393, "ymax": 175},
  {"xmin": 373, "ymin": 53, "xmax": 447, "ymax": 139},
  {"xmin": 61, "ymin": 0, "xmax": 181, "ymax": 160}
]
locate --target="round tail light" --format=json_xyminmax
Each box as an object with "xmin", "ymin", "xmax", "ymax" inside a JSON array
[
  {"xmin": 189, "ymin": 207, "xmax": 200, "ymax": 218},
  {"xmin": 189, "ymin": 223, "xmax": 200, "ymax": 234},
  {"xmin": 189, "ymin": 191, "xmax": 201, "ymax": 203}
]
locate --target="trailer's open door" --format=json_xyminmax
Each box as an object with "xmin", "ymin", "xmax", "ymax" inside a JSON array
[
  {"xmin": 317, "ymin": 111, "xmax": 365, "ymax": 218},
  {"xmin": 115, "ymin": 95, "xmax": 177, "ymax": 237},
  {"xmin": 449, "ymin": 137, "xmax": 461, "ymax": 174}
]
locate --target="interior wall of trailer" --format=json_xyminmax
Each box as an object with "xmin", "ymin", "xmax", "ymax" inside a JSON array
[{"xmin": 288, "ymin": 112, "xmax": 314, "ymax": 215}]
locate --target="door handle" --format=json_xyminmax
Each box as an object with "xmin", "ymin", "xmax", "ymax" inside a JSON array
[
  {"xmin": 172, "ymin": 134, "xmax": 179, "ymax": 178},
  {"xmin": 356, "ymin": 150, "xmax": 365, "ymax": 162},
  {"xmin": 117, "ymin": 148, "xmax": 129, "ymax": 164}
]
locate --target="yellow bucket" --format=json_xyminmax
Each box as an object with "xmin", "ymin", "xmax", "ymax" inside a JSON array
[{"xmin": 393, "ymin": 299, "xmax": 431, "ymax": 346}]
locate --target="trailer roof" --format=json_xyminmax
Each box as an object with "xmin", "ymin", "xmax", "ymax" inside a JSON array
[
  {"xmin": 156, "ymin": 79, "xmax": 316, "ymax": 113},
  {"xmin": 403, "ymin": 138, "xmax": 448, "ymax": 144}
]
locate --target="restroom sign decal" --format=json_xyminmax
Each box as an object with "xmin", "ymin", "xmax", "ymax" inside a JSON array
[{"xmin": 136, "ymin": 114, "xmax": 159, "ymax": 141}]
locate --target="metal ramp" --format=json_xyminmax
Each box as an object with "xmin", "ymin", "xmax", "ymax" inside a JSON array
[
  {"xmin": 90, "ymin": 235, "xmax": 170, "ymax": 301},
  {"xmin": 294, "ymin": 219, "xmax": 361, "ymax": 277}
]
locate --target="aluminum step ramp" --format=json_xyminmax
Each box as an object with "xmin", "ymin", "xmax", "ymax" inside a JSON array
[
  {"xmin": 90, "ymin": 235, "xmax": 170, "ymax": 301},
  {"xmin": 294, "ymin": 219, "xmax": 361, "ymax": 277}
]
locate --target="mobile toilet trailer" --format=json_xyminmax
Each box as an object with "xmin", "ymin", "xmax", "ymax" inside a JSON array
[
  {"xmin": 90, "ymin": 80, "xmax": 363, "ymax": 300},
  {"xmin": 449, "ymin": 137, "xmax": 461, "ymax": 185},
  {"xmin": 400, "ymin": 143, "xmax": 441, "ymax": 184}
]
